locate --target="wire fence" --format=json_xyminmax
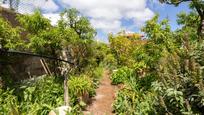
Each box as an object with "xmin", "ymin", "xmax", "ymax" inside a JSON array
[
  {"xmin": 0, "ymin": 49, "xmax": 74, "ymax": 64},
  {"xmin": 0, "ymin": 0, "xmax": 47, "ymax": 14}
]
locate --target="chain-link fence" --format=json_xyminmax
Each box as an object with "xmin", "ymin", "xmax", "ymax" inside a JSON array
[{"xmin": 0, "ymin": 0, "xmax": 48, "ymax": 14}]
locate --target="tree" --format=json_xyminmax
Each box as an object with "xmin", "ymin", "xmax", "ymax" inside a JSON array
[
  {"xmin": 17, "ymin": 10, "xmax": 51, "ymax": 35},
  {"xmin": 109, "ymin": 32, "xmax": 145, "ymax": 67},
  {"xmin": 17, "ymin": 10, "xmax": 84, "ymax": 106},
  {"xmin": 112, "ymin": 14, "xmax": 204, "ymax": 114},
  {"xmin": 1, "ymin": 7, "xmax": 99, "ymax": 112},
  {"xmin": 59, "ymin": 8, "xmax": 96, "ymax": 40},
  {"xmin": 58, "ymin": 8, "xmax": 96, "ymax": 73},
  {"xmin": 159, "ymin": 0, "xmax": 204, "ymax": 36}
]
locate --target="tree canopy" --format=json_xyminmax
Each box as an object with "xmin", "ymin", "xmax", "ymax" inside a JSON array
[{"xmin": 159, "ymin": 0, "xmax": 204, "ymax": 36}]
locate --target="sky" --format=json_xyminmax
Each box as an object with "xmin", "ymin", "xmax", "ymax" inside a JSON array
[{"xmin": 0, "ymin": 0, "xmax": 191, "ymax": 42}]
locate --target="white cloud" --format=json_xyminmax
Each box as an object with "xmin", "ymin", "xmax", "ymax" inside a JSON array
[
  {"xmin": 126, "ymin": 8, "xmax": 154, "ymax": 26},
  {"xmin": 86, "ymin": 8, "xmax": 122, "ymax": 21},
  {"xmin": 1, "ymin": 0, "xmax": 155, "ymax": 40},
  {"xmin": 61, "ymin": 0, "xmax": 155, "ymax": 33},
  {"xmin": 91, "ymin": 19, "xmax": 122, "ymax": 33},
  {"xmin": 32, "ymin": 0, "xmax": 59, "ymax": 12},
  {"xmin": 43, "ymin": 13, "xmax": 60, "ymax": 25}
]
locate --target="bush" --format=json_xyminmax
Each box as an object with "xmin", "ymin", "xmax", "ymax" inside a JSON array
[
  {"xmin": 103, "ymin": 54, "xmax": 117, "ymax": 69},
  {"xmin": 68, "ymin": 75, "xmax": 95, "ymax": 108},
  {"xmin": 0, "ymin": 75, "xmax": 64, "ymax": 115},
  {"xmin": 91, "ymin": 66, "xmax": 104, "ymax": 80},
  {"xmin": 113, "ymin": 86, "xmax": 156, "ymax": 115},
  {"xmin": 90, "ymin": 66, "xmax": 104, "ymax": 88},
  {"xmin": 0, "ymin": 88, "xmax": 19, "ymax": 114},
  {"xmin": 18, "ymin": 76, "xmax": 64, "ymax": 114},
  {"xmin": 110, "ymin": 67, "xmax": 134, "ymax": 85}
]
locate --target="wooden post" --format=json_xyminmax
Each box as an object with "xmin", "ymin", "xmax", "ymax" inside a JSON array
[
  {"xmin": 61, "ymin": 49, "xmax": 69, "ymax": 106},
  {"xmin": 202, "ymin": 20, "xmax": 204, "ymax": 35},
  {"xmin": 63, "ymin": 70, "xmax": 69, "ymax": 106},
  {"xmin": 61, "ymin": 65, "xmax": 69, "ymax": 106}
]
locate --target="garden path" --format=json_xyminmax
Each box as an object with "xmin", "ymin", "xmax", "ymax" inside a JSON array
[{"xmin": 83, "ymin": 70, "xmax": 117, "ymax": 115}]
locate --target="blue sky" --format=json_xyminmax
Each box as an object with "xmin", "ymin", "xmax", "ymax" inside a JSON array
[
  {"xmin": 1, "ymin": 0, "xmax": 191, "ymax": 42},
  {"xmin": 148, "ymin": 1, "xmax": 191, "ymax": 30}
]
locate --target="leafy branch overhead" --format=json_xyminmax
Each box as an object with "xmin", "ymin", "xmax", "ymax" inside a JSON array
[{"xmin": 159, "ymin": 0, "xmax": 204, "ymax": 36}]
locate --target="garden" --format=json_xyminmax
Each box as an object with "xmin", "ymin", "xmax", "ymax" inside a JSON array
[{"xmin": 0, "ymin": 0, "xmax": 204, "ymax": 115}]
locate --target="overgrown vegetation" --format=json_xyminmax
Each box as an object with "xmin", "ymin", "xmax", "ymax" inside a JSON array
[
  {"xmin": 110, "ymin": 1, "xmax": 204, "ymax": 114},
  {"xmin": 1, "ymin": 0, "xmax": 204, "ymax": 114},
  {"xmin": 0, "ymin": 8, "xmax": 107, "ymax": 114},
  {"xmin": 68, "ymin": 76, "xmax": 95, "ymax": 108},
  {"xmin": 0, "ymin": 76, "xmax": 64, "ymax": 114}
]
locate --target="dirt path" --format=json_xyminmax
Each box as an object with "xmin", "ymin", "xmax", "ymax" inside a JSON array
[{"xmin": 83, "ymin": 70, "xmax": 117, "ymax": 115}]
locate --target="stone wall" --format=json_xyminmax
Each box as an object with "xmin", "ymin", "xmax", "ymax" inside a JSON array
[{"xmin": 0, "ymin": 55, "xmax": 46, "ymax": 82}]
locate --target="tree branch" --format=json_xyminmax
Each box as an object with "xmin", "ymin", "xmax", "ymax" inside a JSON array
[{"xmin": 164, "ymin": 0, "xmax": 192, "ymax": 5}]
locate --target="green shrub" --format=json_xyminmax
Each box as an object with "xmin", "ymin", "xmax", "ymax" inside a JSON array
[
  {"xmin": 82, "ymin": 65, "xmax": 104, "ymax": 89},
  {"xmin": 0, "ymin": 75, "xmax": 64, "ymax": 115},
  {"xmin": 18, "ymin": 76, "xmax": 64, "ymax": 114},
  {"xmin": 90, "ymin": 66, "xmax": 104, "ymax": 88},
  {"xmin": 0, "ymin": 88, "xmax": 19, "ymax": 115},
  {"xmin": 103, "ymin": 54, "xmax": 117, "ymax": 69},
  {"xmin": 68, "ymin": 75, "xmax": 95, "ymax": 108},
  {"xmin": 113, "ymin": 87, "xmax": 156, "ymax": 115},
  {"xmin": 151, "ymin": 80, "xmax": 200, "ymax": 114},
  {"xmin": 92, "ymin": 66, "xmax": 104, "ymax": 80},
  {"xmin": 110, "ymin": 67, "xmax": 134, "ymax": 85}
]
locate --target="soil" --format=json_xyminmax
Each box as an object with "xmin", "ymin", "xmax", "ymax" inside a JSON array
[{"xmin": 83, "ymin": 70, "xmax": 118, "ymax": 115}]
